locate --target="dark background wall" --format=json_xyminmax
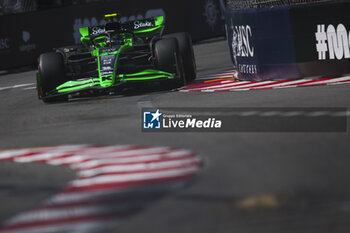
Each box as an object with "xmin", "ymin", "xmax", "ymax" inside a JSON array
[{"xmin": 0, "ymin": 0, "xmax": 226, "ymax": 70}]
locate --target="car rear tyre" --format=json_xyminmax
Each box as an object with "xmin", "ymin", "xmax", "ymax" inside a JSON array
[
  {"xmin": 164, "ymin": 32, "xmax": 197, "ymax": 82},
  {"xmin": 154, "ymin": 38, "xmax": 185, "ymax": 88},
  {"xmin": 38, "ymin": 52, "xmax": 68, "ymax": 103}
]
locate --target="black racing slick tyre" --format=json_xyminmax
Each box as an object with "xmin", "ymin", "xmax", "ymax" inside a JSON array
[
  {"xmin": 164, "ymin": 32, "xmax": 197, "ymax": 81},
  {"xmin": 38, "ymin": 52, "xmax": 67, "ymax": 103},
  {"xmin": 154, "ymin": 38, "xmax": 185, "ymax": 88}
]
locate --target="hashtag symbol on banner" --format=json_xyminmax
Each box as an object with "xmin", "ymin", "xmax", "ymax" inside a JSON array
[{"xmin": 315, "ymin": 24, "xmax": 328, "ymax": 60}]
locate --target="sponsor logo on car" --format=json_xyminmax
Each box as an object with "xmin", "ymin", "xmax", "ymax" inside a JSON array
[
  {"xmin": 100, "ymin": 48, "xmax": 116, "ymax": 53},
  {"xmin": 134, "ymin": 20, "xmax": 154, "ymax": 30},
  {"xmin": 100, "ymin": 54, "xmax": 116, "ymax": 76},
  {"xmin": 315, "ymin": 23, "xmax": 350, "ymax": 60},
  {"xmin": 90, "ymin": 26, "xmax": 106, "ymax": 35}
]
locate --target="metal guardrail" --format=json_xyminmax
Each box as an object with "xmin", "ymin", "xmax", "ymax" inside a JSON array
[{"xmin": 226, "ymin": 0, "xmax": 333, "ymax": 9}]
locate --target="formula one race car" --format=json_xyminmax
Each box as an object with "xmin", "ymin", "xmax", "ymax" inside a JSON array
[{"xmin": 36, "ymin": 13, "xmax": 196, "ymax": 102}]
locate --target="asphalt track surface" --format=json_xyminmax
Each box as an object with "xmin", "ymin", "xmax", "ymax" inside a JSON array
[{"xmin": 1, "ymin": 39, "xmax": 350, "ymax": 232}]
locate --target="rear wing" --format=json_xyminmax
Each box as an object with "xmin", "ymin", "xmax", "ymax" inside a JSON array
[
  {"xmin": 79, "ymin": 15, "xmax": 165, "ymax": 42},
  {"xmin": 123, "ymin": 16, "xmax": 165, "ymax": 36}
]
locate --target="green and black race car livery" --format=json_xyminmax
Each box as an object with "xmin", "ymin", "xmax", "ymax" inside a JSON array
[{"xmin": 36, "ymin": 13, "xmax": 196, "ymax": 102}]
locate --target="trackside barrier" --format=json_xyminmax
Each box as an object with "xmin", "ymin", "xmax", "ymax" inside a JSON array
[
  {"xmin": 226, "ymin": 1, "xmax": 350, "ymax": 81},
  {"xmin": 290, "ymin": 1, "xmax": 350, "ymax": 77},
  {"xmin": 0, "ymin": 0, "xmax": 226, "ymax": 70},
  {"xmin": 226, "ymin": 6, "xmax": 298, "ymax": 81}
]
